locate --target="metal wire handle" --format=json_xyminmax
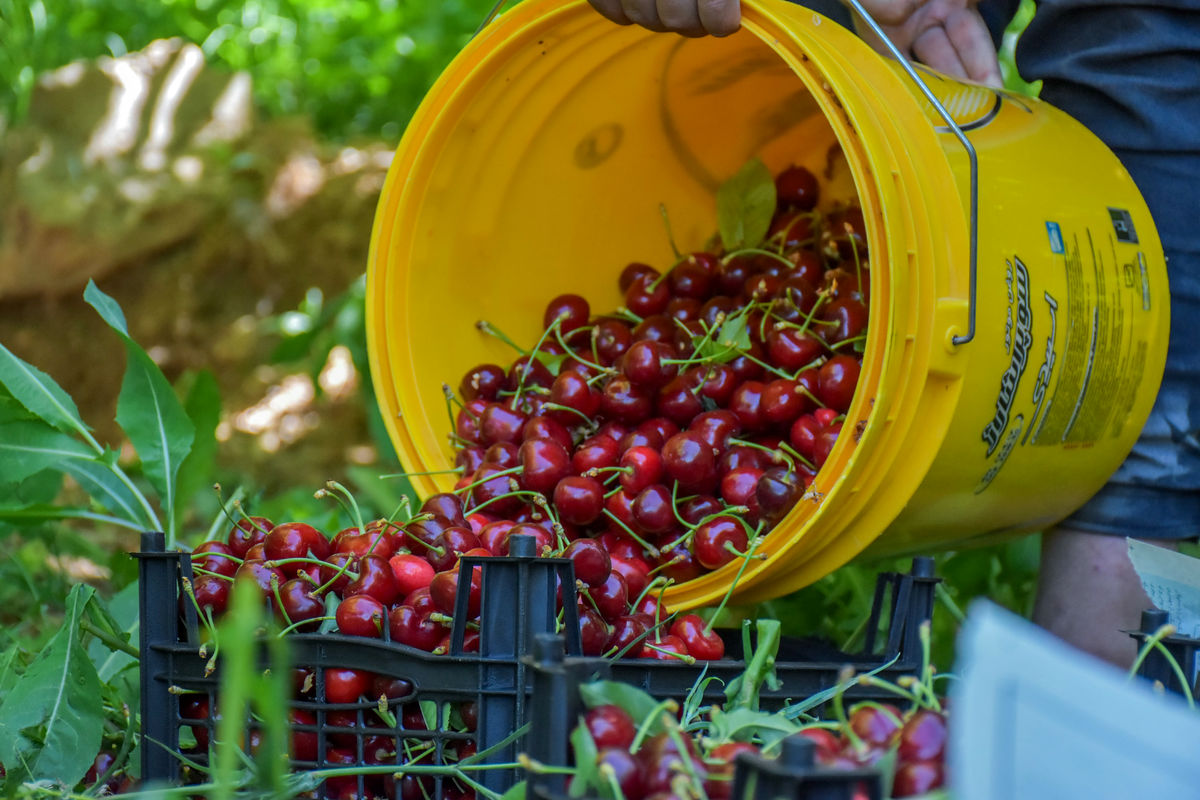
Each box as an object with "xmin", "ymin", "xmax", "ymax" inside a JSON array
[
  {"xmin": 469, "ymin": 0, "xmax": 980, "ymax": 345},
  {"xmin": 841, "ymin": 0, "xmax": 979, "ymax": 346}
]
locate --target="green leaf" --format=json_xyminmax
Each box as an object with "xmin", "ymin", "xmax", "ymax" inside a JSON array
[
  {"xmin": 86, "ymin": 582, "xmax": 140, "ymax": 682},
  {"xmin": 568, "ymin": 721, "xmax": 600, "ymax": 798},
  {"xmin": 579, "ymin": 680, "xmax": 661, "ymax": 727},
  {"xmin": 716, "ymin": 158, "xmax": 776, "ymax": 251},
  {"xmin": 0, "ymin": 584, "xmax": 104, "ymax": 789},
  {"xmin": 707, "ymin": 707, "xmax": 799, "ymax": 748},
  {"xmin": 85, "ymin": 281, "xmax": 192, "ymax": 533},
  {"xmin": 0, "ymin": 645, "xmax": 22, "ymax": 705},
  {"xmin": 0, "ymin": 343, "xmax": 92, "ymax": 439},
  {"xmin": 724, "ymin": 619, "xmax": 781, "ymax": 712},
  {"xmin": 0, "ymin": 420, "xmax": 94, "ymax": 485},
  {"xmin": 499, "ymin": 781, "xmax": 528, "ymax": 800},
  {"xmin": 174, "ymin": 370, "xmax": 221, "ymax": 529},
  {"xmin": 694, "ymin": 312, "xmax": 753, "ymax": 364},
  {"xmin": 533, "ymin": 351, "xmax": 569, "ymax": 376},
  {"xmin": 61, "ymin": 457, "xmax": 149, "ymax": 528}
]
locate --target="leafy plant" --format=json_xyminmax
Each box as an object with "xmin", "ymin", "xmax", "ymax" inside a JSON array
[{"xmin": 0, "ymin": 281, "xmax": 209, "ymax": 548}]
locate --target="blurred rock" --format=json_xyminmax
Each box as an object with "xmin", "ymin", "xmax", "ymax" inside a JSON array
[{"xmin": 0, "ymin": 39, "xmax": 396, "ymax": 493}]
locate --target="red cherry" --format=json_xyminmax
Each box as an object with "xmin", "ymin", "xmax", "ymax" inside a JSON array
[
  {"xmin": 623, "ymin": 340, "xmax": 677, "ymax": 387},
  {"xmin": 323, "ymin": 668, "xmax": 372, "ymax": 704},
  {"xmin": 388, "ymin": 605, "xmax": 443, "ymax": 652},
  {"xmin": 661, "ymin": 432, "xmax": 716, "ymax": 490},
  {"xmin": 705, "ymin": 742, "xmax": 758, "ymax": 799},
  {"xmin": 585, "ymin": 705, "xmax": 636, "ymax": 749},
  {"xmin": 632, "ymin": 484, "xmax": 676, "ymax": 534},
  {"xmin": 656, "ymin": 375, "xmax": 704, "ymax": 426},
  {"xmin": 601, "ymin": 377, "xmax": 655, "ymax": 423},
  {"xmin": 227, "ymin": 516, "xmax": 273, "ymax": 558},
  {"xmin": 761, "ymin": 378, "xmax": 811, "ymax": 426},
  {"xmin": 549, "ymin": 372, "xmax": 601, "ymax": 422},
  {"xmin": 789, "ymin": 414, "xmax": 819, "ymax": 460},
  {"xmin": 275, "ymin": 578, "xmax": 324, "ymax": 631},
  {"xmin": 692, "ymin": 516, "xmax": 748, "ymax": 569},
  {"xmin": 192, "ymin": 540, "xmax": 239, "ymax": 578},
  {"xmin": 670, "ymin": 613, "xmax": 725, "ymax": 659},
  {"xmin": 335, "ymin": 594, "xmax": 385, "ymax": 638},
  {"xmin": 588, "ymin": 571, "xmax": 629, "ymax": 622},
  {"xmin": 619, "ymin": 262, "xmax": 658, "ymax": 292},
  {"xmin": 345, "ymin": 554, "xmax": 400, "ymax": 605},
  {"xmin": 729, "ymin": 381, "xmax": 767, "ymax": 431},
  {"xmin": 480, "ymin": 402, "xmax": 528, "ymax": 446},
  {"xmin": 606, "ymin": 614, "xmax": 650, "ymax": 657},
  {"xmin": 720, "ymin": 467, "xmax": 763, "ymax": 511},
  {"xmin": 892, "ymin": 760, "xmax": 945, "ymax": 798},
  {"xmin": 544, "ymin": 293, "xmax": 590, "ymax": 333},
  {"xmin": 522, "ymin": 414, "xmax": 573, "ymax": 451},
  {"xmin": 519, "ymin": 437, "xmax": 571, "ymax": 494},
  {"xmin": 689, "ymin": 410, "xmax": 740, "ymax": 453},
  {"xmin": 389, "ymin": 553, "xmax": 435, "ymax": 595},
  {"xmin": 641, "ymin": 634, "xmax": 689, "ymax": 660},
  {"xmin": 798, "ymin": 728, "xmax": 842, "ymax": 761},
  {"xmin": 897, "ymin": 709, "xmax": 948, "ymax": 762},
  {"xmin": 775, "ymin": 165, "xmax": 819, "ymax": 211},
  {"xmin": 849, "ymin": 703, "xmax": 902, "ymax": 747},
  {"xmin": 625, "ymin": 273, "xmax": 670, "ymax": 317},
  {"xmin": 592, "ymin": 319, "xmax": 633, "ymax": 365},
  {"xmin": 456, "ymin": 398, "xmax": 490, "ymax": 445},
  {"xmin": 757, "ymin": 466, "xmax": 802, "ymax": 520},
  {"xmin": 459, "ymin": 363, "xmax": 506, "ymax": 402},
  {"xmin": 554, "ymin": 476, "xmax": 605, "ymax": 526},
  {"xmin": 609, "ymin": 556, "xmax": 650, "ymax": 600},
  {"xmin": 563, "ymin": 538, "xmax": 612, "ymax": 587},
  {"xmin": 619, "ymin": 446, "xmax": 664, "ymax": 494},
  {"xmin": 597, "ymin": 748, "xmax": 644, "ymax": 800},
  {"xmin": 816, "ymin": 355, "xmax": 861, "ymax": 413},
  {"xmin": 814, "ymin": 422, "xmax": 842, "ymax": 468},
  {"xmin": 428, "ymin": 527, "xmax": 483, "ymax": 572},
  {"xmin": 264, "ymin": 522, "xmax": 329, "ymax": 571},
  {"xmin": 233, "ymin": 559, "xmax": 286, "ymax": 602},
  {"xmin": 766, "ymin": 328, "xmax": 822, "ymax": 372},
  {"xmin": 572, "ymin": 435, "xmax": 620, "ymax": 474},
  {"xmin": 577, "ymin": 606, "xmax": 611, "ymax": 656}
]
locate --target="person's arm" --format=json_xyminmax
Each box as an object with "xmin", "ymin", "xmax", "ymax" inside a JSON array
[{"xmin": 586, "ymin": 0, "xmax": 1003, "ymax": 87}]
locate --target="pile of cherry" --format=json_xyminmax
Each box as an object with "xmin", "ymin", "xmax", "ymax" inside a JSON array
[
  {"xmin": 582, "ymin": 701, "xmax": 945, "ymax": 800},
  {"xmin": 444, "ymin": 163, "xmax": 868, "ymax": 643}
]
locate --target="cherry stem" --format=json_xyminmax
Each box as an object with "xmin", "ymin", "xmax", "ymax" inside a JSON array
[
  {"xmin": 396, "ymin": 530, "xmax": 446, "ymax": 557},
  {"xmin": 514, "ymin": 317, "xmax": 562, "ymax": 406},
  {"xmin": 734, "ymin": 349, "xmax": 794, "ymax": 380},
  {"xmin": 777, "ymin": 441, "xmax": 816, "ymax": 470},
  {"xmin": 728, "ymin": 437, "xmax": 794, "ymax": 469},
  {"xmin": 553, "ymin": 324, "xmax": 612, "ymax": 376},
  {"xmin": 474, "ymin": 320, "xmax": 527, "ymax": 355},
  {"xmin": 601, "ymin": 508, "xmax": 661, "ymax": 557},
  {"xmin": 277, "ymin": 615, "xmax": 334, "ymax": 637},
  {"xmin": 831, "ymin": 334, "xmax": 867, "ymax": 352},
  {"xmin": 668, "ymin": 482, "xmax": 698, "ymax": 532},
  {"xmin": 703, "ymin": 525, "xmax": 764, "ymax": 636},
  {"xmin": 388, "ymin": 496, "xmax": 416, "ymax": 524},
  {"xmin": 600, "ymin": 762, "xmax": 630, "ymax": 800},
  {"xmin": 630, "ymin": 699, "xmax": 680, "ymax": 753},
  {"xmin": 191, "ymin": 566, "xmax": 234, "ymax": 581},
  {"xmin": 612, "ymin": 307, "xmax": 643, "ymax": 324},
  {"xmin": 721, "ymin": 247, "xmax": 794, "ymax": 270},
  {"xmin": 660, "ymin": 203, "xmax": 683, "ymax": 261},
  {"xmin": 453, "ymin": 465, "xmax": 523, "ymax": 496},
  {"xmin": 540, "ymin": 402, "xmax": 595, "ymax": 425},
  {"xmin": 379, "ymin": 467, "xmax": 465, "ymax": 480},
  {"xmin": 316, "ymin": 481, "xmax": 367, "ymax": 546}
]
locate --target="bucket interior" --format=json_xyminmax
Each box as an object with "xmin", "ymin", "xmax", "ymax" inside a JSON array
[{"xmin": 378, "ymin": 13, "xmax": 871, "ymax": 481}]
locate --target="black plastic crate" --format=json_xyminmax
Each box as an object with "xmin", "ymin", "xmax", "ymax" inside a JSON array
[
  {"xmin": 523, "ymin": 634, "xmax": 885, "ymax": 800},
  {"xmin": 138, "ymin": 531, "xmax": 936, "ymax": 797},
  {"xmin": 1131, "ymin": 608, "xmax": 1200, "ymax": 700}
]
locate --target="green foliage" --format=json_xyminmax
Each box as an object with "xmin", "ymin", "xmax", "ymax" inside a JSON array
[
  {"xmin": 0, "ymin": 585, "xmax": 105, "ymax": 791},
  {"xmin": 0, "ymin": 0, "xmax": 497, "ymax": 141},
  {"xmin": 716, "ymin": 158, "xmax": 776, "ymax": 252}
]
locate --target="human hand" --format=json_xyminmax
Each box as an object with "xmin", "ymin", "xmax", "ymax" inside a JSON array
[
  {"xmin": 586, "ymin": 0, "xmax": 740, "ymax": 37},
  {"xmin": 850, "ymin": 0, "xmax": 1003, "ymax": 87}
]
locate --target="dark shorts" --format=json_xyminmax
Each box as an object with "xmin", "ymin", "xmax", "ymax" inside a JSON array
[{"xmin": 1063, "ymin": 247, "xmax": 1200, "ymax": 539}]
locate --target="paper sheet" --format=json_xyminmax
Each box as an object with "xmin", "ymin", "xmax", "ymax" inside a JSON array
[
  {"xmin": 1127, "ymin": 539, "xmax": 1200, "ymax": 638},
  {"xmin": 951, "ymin": 601, "xmax": 1200, "ymax": 800}
]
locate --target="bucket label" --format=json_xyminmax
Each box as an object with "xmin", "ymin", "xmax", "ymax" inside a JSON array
[
  {"xmin": 976, "ymin": 223, "xmax": 1153, "ymax": 493},
  {"xmin": 1046, "ymin": 222, "xmax": 1064, "ymax": 254},
  {"xmin": 982, "ymin": 257, "xmax": 1033, "ymax": 457}
]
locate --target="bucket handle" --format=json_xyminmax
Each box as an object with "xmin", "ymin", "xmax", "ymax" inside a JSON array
[
  {"xmin": 470, "ymin": 0, "xmax": 979, "ymax": 346},
  {"xmin": 841, "ymin": 0, "xmax": 979, "ymax": 346}
]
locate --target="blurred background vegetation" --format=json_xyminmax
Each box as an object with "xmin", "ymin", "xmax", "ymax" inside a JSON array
[{"xmin": 0, "ymin": 0, "xmax": 1043, "ymax": 670}]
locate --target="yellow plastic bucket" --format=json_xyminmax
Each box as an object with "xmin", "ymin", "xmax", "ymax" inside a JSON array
[{"xmin": 366, "ymin": 0, "xmax": 1171, "ymax": 608}]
